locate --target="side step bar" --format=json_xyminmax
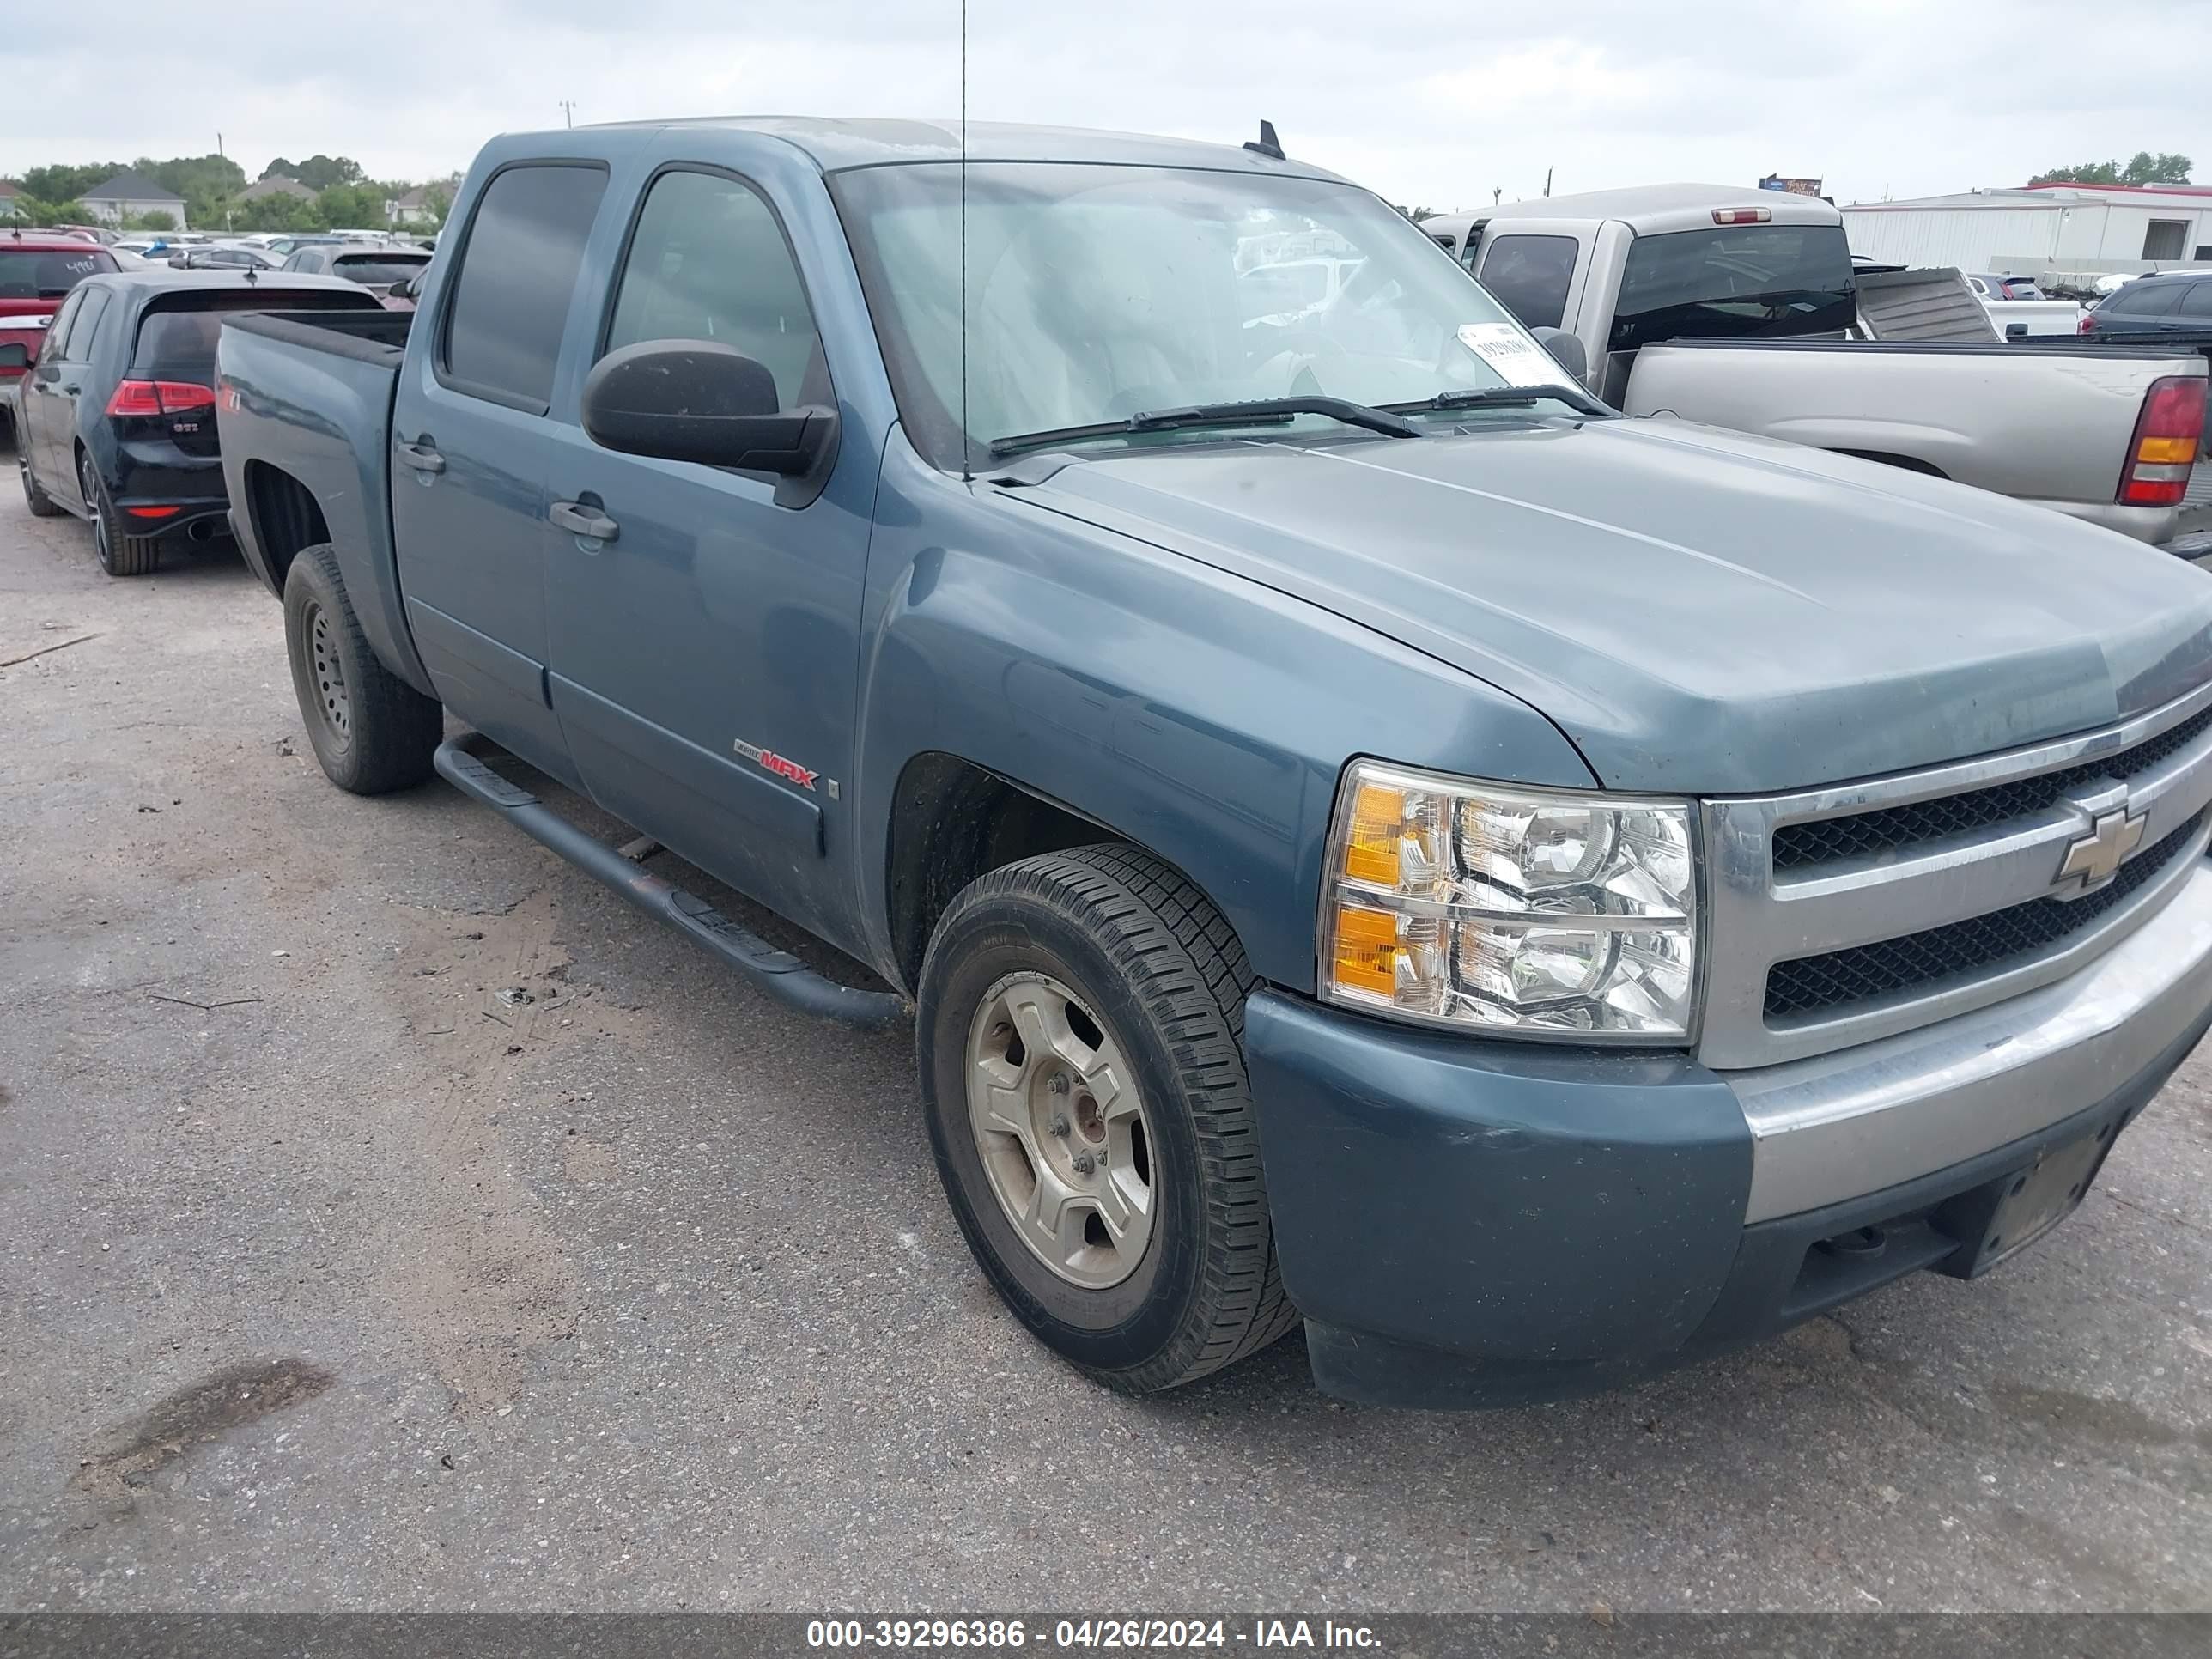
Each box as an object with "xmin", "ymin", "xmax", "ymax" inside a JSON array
[{"xmin": 434, "ymin": 740, "xmax": 908, "ymax": 1032}]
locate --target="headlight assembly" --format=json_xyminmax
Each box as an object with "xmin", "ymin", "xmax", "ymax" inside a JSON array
[{"xmin": 1321, "ymin": 761, "xmax": 1699, "ymax": 1040}]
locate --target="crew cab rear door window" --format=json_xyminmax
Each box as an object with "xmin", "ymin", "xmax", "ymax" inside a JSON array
[
  {"xmin": 440, "ymin": 162, "xmax": 609, "ymax": 412},
  {"xmin": 1477, "ymin": 234, "xmax": 1578, "ymax": 331}
]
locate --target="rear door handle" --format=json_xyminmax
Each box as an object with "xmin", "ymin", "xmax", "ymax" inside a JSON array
[
  {"xmin": 550, "ymin": 500, "xmax": 619, "ymax": 543},
  {"xmin": 396, "ymin": 441, "xmax": 445, "ymax": 474}
]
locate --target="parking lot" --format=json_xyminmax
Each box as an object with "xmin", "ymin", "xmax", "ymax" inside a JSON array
[{"xmin": 2, "ymin": 475, "xmax": 2210, "ymax": 1614}]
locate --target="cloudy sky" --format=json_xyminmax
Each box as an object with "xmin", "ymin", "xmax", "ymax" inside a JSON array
[{"xmin": 9, "ymin": 0, "xmax": 2209, "ymax": 209}]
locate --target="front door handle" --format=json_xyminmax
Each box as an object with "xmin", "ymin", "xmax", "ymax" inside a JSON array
[
  {"xmin": 550, "ymin": 500, "xmax": 618, "ymax": 543},
  {"xmin": 396, "ymin": 441, "xmax": 445, "ymax": 474}
]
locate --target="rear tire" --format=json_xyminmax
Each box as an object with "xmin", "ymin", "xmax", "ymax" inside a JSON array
[
  {"xmin": 283, "ymin": 544, "xmax": 442, "ymax": 793},
  {"xmin": 917, "ymin": 844, "xmax": 1301, "ymax": 1394},
  {"xmin": 18, "ymin": 444, "xmax": 61, "ymax": 517},
  {"xmin": 82, "ymin": 453, "xmax": 158, "ymax": 576}
]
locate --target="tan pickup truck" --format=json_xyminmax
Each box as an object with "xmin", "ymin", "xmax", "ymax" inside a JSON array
[{"xmin": 1423, "ymin": 185, "xmax": 2208, "ymax": 548}]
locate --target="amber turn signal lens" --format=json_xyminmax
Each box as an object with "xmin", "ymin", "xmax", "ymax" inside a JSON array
[
  {"xmin": 2136, "ymin": 435, "xmax": 2198, "ymax": 465},
  {"xmin": 1330, "ymin": 903, "xmax": 1400, "ymax": 995},
  {"xmin": 1343, "ymin": 782, "xmax": 1405, "ymax": 885}
]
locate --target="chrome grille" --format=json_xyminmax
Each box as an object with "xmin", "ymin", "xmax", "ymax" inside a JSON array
[
  {"xmin": 1698, "ymin": 679, "xmax": 2212, "ymax": 1070},
  {"xmin": 1771, "ymin": 705, "xmax": 2212, "ymax": 870},
  {"xmin": 1765, "ymin": 810, "xmax": 2207, "ymax": 1020}
]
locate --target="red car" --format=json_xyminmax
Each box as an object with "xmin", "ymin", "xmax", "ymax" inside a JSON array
[{"xmin": 1, "ymin": 234, "xmax": 120, "ymax": 439}]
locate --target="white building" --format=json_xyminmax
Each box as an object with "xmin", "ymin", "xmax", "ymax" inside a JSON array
[{"xmin": 1842, "ymin": 183, "xmax": 2212, "ymax": 283}]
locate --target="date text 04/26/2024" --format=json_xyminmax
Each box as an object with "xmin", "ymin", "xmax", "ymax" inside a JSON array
[{"xmin": 804, "ymin": 1620, "xmax": 1383, "ymax": 1650}]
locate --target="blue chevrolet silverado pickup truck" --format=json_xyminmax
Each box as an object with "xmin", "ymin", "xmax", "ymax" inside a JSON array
[{"xmin": 214, "ymin": 117, "xmax": 2212, "ymax": 1408}]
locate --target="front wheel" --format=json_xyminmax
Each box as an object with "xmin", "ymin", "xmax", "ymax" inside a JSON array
[
  {"xmin": 19, "ymin": 443, "xmax": 61, "ymax": 517},
  {"xmin": 917, "ymin": 845, "xmax": 1301, "ymax": 1393}
]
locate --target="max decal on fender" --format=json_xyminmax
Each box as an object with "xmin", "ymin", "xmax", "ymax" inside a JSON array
[{"xmin": 732, "ymin": 737, "xmax": 823, "ymax": 793}]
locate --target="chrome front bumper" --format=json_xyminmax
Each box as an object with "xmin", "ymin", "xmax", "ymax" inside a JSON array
[{"xmin": 1727, "ymin": 856, "xmax": 2212, "ymax": 1223}]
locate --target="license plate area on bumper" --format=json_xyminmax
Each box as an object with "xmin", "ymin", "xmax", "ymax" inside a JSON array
[{"xmin": 1934, "ymin": 1115, "xmax": 2119, "ymax": 1278}]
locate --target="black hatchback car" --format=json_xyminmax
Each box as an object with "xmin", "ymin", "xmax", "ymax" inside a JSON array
[{"xmin": 12, "ymin": 270, "xmax": 380, "ymax": 575}]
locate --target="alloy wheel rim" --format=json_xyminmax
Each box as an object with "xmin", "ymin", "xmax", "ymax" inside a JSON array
[
  {"xmin": 965, "ymin": 971, "xmax": 1156, "ymax": 1289},
  {"xmin": 305, "ymin": 603, "xmax": 352, "ymax": 740},
  {"xmin": 82, "ymin": 460, "xmax": 110, "ymax": 566}
]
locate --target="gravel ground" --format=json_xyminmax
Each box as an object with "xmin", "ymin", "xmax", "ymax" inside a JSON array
[{"xmin": 3, "ymin": 469, "xmax": 2211, "ymax": 1614}]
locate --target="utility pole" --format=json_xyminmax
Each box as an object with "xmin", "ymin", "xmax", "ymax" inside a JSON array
[
  {"xmin": 1543, "ymin": 167, "xmax": 1552, "ymax": 198},
  {"xmin": 216, "ymin": 131, "xmax": 225, "ymax": 158},
  {"xmin": 558, "ymin": 100, "xmax": 577, "ymax": 129}
]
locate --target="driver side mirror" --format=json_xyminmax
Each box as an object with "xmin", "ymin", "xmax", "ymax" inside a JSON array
[
  {"xmin": 580, "ymin": 340, "xmax": 836, "ymax": 503},
  {"xmin": 0, "ymin": 343, "xmax": 27, "ymax": 371},
  {"xmin": 1530, "ymin": 326, "xmax": 1588, "ymax": 386}
]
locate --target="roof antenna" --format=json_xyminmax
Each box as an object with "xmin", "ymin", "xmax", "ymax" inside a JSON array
[
  {"xmin": 958, "ymin": 0, "xmax": 971, "ymax": 483},
  {"xmin": 1243, "ymin": 120, "xmax": 1285, "ymax": 161}
]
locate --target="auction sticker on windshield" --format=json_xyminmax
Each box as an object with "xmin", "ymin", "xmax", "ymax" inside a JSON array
[{"xmin": 1456, "ymin": 322, "xmax": 1571, "ymax": 388}]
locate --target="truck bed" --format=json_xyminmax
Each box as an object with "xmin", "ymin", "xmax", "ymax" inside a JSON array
[
  {"xmin": 1620, "ymin": 336, "xmax": 2208, "ymax": 539},
  {"xmin": 217, "ymin": 308, "xmax": 424, "ymax": 694}
]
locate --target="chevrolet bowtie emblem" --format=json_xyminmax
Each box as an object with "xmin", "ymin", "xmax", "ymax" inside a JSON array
[{"xmin": 2053, "ymin": 805, "xmax": 2148, "ymax": 897}]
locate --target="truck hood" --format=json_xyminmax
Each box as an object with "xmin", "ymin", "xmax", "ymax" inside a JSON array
[{"xmin": 1012, "ymin": 416, "xmax": 2212, "ymax": 793}]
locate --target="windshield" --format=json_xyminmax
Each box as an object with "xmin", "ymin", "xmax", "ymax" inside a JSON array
[
  {"xmin": 1612, "ymin": 224, "xmax": 1854, "ymax": 353},
  {"xmin": 831, "ymin": 162, "xmax": 1578, "ymax": 468},
  {"xmin": 0, "ymin": 248, "xmax": 118, "ymax": 300}
]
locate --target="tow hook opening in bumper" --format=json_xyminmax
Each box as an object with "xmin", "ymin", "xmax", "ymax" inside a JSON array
[{"xmin": 1814, "ymin": 1224, "xmax": 1887, "ymax": 1261}]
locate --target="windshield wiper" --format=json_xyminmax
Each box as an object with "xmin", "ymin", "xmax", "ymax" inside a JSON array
[
  {"xmin": 988, "ymin": 395, "xmax": 1419, "ymax": 459},
  {"xmin": 1384, "ymin": 385, "xmax": 1608, "ymax": 416}
]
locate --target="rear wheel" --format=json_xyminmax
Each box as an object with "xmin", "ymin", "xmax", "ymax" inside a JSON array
[
  {"xmin": 18, "ymin": 443, "xmax": 61, "ymax": 517},
  {"xmin": 82, "ymin": 453, "xmax": 158, "ymax": 576},
  {"xmin": 283, "ymin": 544, "xmax": 442, "ymax": 793},
  {"xmin": 917, "ymin": 844, "xmax": 1301, "ymax": 1393}
]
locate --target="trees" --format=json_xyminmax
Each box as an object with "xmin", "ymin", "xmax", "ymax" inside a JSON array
[
  {"xmin": 2031, "ymin": 151, "xmax": 2193, "ymax": 187},
  {"xmin": 12, "ymin": 151, "xmax": 450, "ymax": 235},
  {"xmin": 229, "ymin": 191, "xmax": 323, "ymax": 234},
  {"xmin": 140, "ymin": 154, "xmax": 247, "ymax": 229},
  {"xmin": 21, "ymin": 164, "xmax": 123, "ymax": 204},
  {"xmin": 266, "ymin": 155, "xmax": 366, "ymax": 192},
  {"xmin": 7, "ymin": 194, "xmax": 88, "ymax": 226},
  {"xmin": 316, "ymin": 182, "xmax": 388, "ymax": 229}
]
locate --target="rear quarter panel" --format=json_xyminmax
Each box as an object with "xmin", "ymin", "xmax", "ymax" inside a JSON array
[
  {"xmin": 217, "ymin": 316, "xmax": 431, "ymax": 694},
  {"xmin": 1620, "ymin": 341, "xmax": 2205, "ymax": 509}
]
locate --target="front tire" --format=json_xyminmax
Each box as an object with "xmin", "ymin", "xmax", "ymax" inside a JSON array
[
  {"xmin": 917, "ymin": 844, "xmax": 1301, "ymax": 1393},
  {"xmin": 283, "ymin": 544, "xmax": 442, "ymax": 793},
  {"xmin": 19, "ymin": 443, "xmax": 61, "ymax": 517}
]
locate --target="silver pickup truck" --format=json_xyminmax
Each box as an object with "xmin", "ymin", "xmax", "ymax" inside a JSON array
[{"xmin": 1424, "ymin": 186, "xmax": 2208, "ymax": 546}]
